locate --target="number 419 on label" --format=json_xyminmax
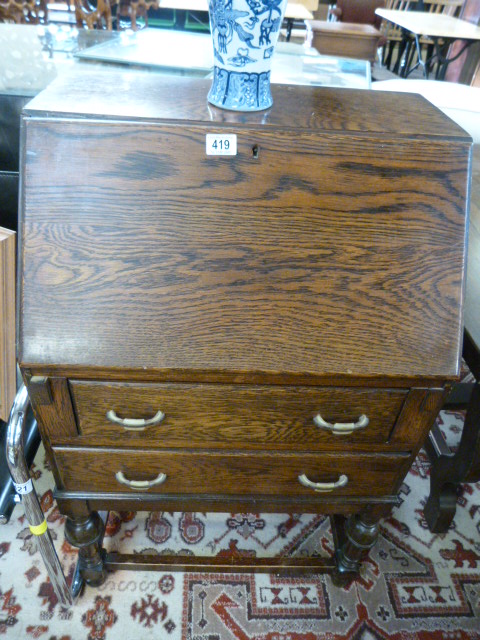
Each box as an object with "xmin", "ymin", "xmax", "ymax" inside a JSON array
[{"xmin": 206, "ymin": 134, "xmax": 237, "ymax": 156}]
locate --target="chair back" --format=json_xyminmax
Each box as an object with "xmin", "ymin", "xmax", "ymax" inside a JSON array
[
  {"xmin": 381, "ymin": 0, "xmax": 414, "ymax": 42},
  {"xmin": 74, "ymin": 0, "xmax": 112, "ymax": 29},
  {"xmin": 0, "ymin": 0, "xmax": 48, "ymax": 23},
  {"xmin": 422, "ymin": 0, "xmax": 464, "ymax": 15},
  {"xmin": 116, "ymin": 0, "xmax": 159, "ymax": 30},
  {"xmin": 331, "ymin": 0, "xmax": 386, "ymax": 28},
  {"xmin": 380, "ymin": 0, "xmax": 463, "ymax": 44}
]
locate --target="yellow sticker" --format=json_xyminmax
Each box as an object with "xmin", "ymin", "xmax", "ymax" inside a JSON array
[{"xmin": 29, "ymin": 520, "xmax": 48, "ymax": 536}]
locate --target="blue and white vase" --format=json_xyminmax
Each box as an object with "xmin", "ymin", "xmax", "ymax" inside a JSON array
[{"xmin": 208, "ymin": 0, "xmax": 288, "ymax": 112}]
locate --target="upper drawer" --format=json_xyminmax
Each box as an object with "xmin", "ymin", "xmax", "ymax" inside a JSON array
[
  {"xmin": 69, "ymin": 381, "xmax": 407, "ymax": 450},
  {"xmin": 19, "ymin": 120, "xmax": 468, "ymax": 379}
]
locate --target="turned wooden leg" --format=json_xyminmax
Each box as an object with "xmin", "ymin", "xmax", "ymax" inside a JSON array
[
  {"xmin": 64, "ymin": 510, "xmax": 106, "ymax": 587},
  {"xmin": 331, "ymin": 505, "xmax": 387, "ymax": 587}
]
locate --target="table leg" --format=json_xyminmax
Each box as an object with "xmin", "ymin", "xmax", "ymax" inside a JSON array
[
  {"xmin": 403, "ymin": 34, "xmax": 427, "ymax": 78},
  {"xmin": 393, "ymin": 31, "xmax": 410, "ymax": 75},
  {"xmin": 174, "ymin": 8, "xmax": 187, "ymax": 30},
  {"xmin": 432, "ymin": 38, "xmax": 475, "ymax": 81},
  {"xmin": 64, "ymin": 508, "xmax": 107, "ymax": 587},
  {"xmin": 331, "ymin": 504, "xmax": 390, "ymax": 587},
  {"xmin": 285, "ymin": 17, "xmax": 293, "ymax": 42}
]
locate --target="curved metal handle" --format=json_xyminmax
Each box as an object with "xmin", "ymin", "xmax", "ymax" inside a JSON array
[
  {"xmin": 298, "ymin": 473, "xmax": 348, "ymax": 493},
  {"xmin": 313, "ymin": 413, "xmax": 369, "ymax": 435},
  {"xmin": 115, "ymin": 471, "xmax": 167, "ymax": 490},
  {"xmin": 106, "ymin": 410, "xmax": 165, "ymax": 431}
]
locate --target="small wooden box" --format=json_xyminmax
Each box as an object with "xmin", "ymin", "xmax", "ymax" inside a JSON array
[{"xmin": 306, "ymin": 20, "xmax": 382, "ymax": 62}]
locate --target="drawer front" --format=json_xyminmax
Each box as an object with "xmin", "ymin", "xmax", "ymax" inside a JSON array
[
  {"xmin": 52, "ymin": 446, "xmax": 410, "ymax": 497},
  {"xmin": 69, "ymin": 381, "xmax": 407, "ymax": 449}
]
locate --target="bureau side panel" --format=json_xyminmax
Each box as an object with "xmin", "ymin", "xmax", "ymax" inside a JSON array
[{"xmin": 19, "ymin": 120, "xmax": 470, "ymax": 378}]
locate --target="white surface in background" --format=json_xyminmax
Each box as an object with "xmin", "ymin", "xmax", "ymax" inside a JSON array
[
  {"xmin": 373, "ymin": 79, "xmax": 480, "ymax": 143},
  {"xmin": 0, "ymin": 23, "xmax": 58, "ymax": 93},
  {"xmin": 77, "ymin": 28, "xmax": 214, "ymax": 71}
]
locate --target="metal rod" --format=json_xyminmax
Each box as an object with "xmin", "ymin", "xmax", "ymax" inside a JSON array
[
  {"xmin": 6, "ymin": 385, "xmax": 74, "ymax": 607},
  {"xmin": 0, "ymin": 404, "xmax": 40, "ymax": 524}
]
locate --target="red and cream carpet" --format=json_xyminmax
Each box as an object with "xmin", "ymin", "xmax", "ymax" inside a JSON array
[{"xmin": 0, "ymin": 409, "xmax": 479, "ymax": 639}]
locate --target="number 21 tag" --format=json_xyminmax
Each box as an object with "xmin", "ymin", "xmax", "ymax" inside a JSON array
[{"xmin": 206, "ymin": 134, "xmax": 237, "ymax": 156}]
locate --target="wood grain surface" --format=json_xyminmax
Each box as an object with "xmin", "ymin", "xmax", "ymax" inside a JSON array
[
  {"xmin": 19, "ymin": 119, "xmax": 469, "ymax": 379},
  {"xmin": 52, "ymin": 446, "xmax": 411, "ymax": 496},
  {"xmin": 26, "ymin": 376, "xmax": 78, "ymax": 440},
  {"xmin": 387, "ymin": 387, "xmax": 447, "ymax": 448},
  {"xmin": 68, "ymin": 381, "xmax": 407, "ymax": 449},
  {"xmin": 308, "ymin": 22, "xmax": 381, "ymax": 63},
  {"xmin": 55, "ymin": 490, "xmax": 399, "ymax": 516},
  {"xmin": 23, "ymin": 68, "xmax": 469, "ymax": 140}
]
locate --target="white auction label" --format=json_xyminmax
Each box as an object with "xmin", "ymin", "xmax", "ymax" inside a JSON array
[
  {"xmin": 206, "ymin": 134, "xmax": 237, "ymax": 156},
  {"xmin": 14, "ymin": 479, "xmax": 33, "ymax": 495}
]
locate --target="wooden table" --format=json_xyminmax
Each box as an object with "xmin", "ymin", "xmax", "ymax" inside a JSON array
[
  {"xmin": 376, "ymin": 9, "xmax": 480, "ymax": 78},
  {"xmin": 151, "ymin": 0, "xmax": 312, "ymax": 37},
  {"xmin": 156, "ymin": 0, "xmax": 312, "ymax": 21}
]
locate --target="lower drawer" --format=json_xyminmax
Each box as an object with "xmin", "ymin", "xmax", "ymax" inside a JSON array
[{"xmin": 52, "ymin": 447, "xmax": 411, "ymax": 497}]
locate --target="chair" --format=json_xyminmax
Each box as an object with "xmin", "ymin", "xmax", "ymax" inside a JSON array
[
  {"xmin": 381, "ymin": 0, "xmax": 465, "ymax": 73},
  {"xmin": 425, "ymin": 141, "xmax": 480, "ymax": 532},
  {"xmin": 380, "ymin": 0, "xmax": 414, "ymax": 70},
  {"xmin": 329, "ymin": 0, "xmax": 386, "ymax": 28},
  {"xmin": 425, "ymin": 338, "xmax": 480, "ymax": 533},
  {"xmin": 423, "ymin": 0, "xmax": 464, "ymax": 15},
  {"xmin": 412, "ymin": 0, "xmax": 465, "ymax": 76},
  {"xmin": 73, "ymin": 0, "xmax": 113, "ymax": 29},
  {"xmin": 444, "ymin": 0, "xmax": 480, "ymax": 84},
  {"xmin": 112, "ymin": 0, "xmax": 164, "ymax": 30},
  {"xmin": 371, "ymin": 82, "xmax": 480, "ymax": 534},
  {"xmin": 0, "ymin": 0, "xmax": 48, "ymax": 23}
]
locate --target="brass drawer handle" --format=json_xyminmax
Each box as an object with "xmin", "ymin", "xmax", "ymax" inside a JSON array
[
  {"xmin": 298, "ymin": 473, "xmax": 348, "ymax": 492},
  {"xmin": 115, "ymin": 471, "xmax": 167, "ymax": 490},
  {"xmin": 313, "ymin": 413, "xmax": 369, "ymax": 435},
  {"xmin": 106, "ymin": 410, "xmax": 165, "ymax": 431}
]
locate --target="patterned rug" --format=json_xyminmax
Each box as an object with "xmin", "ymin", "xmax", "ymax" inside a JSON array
[{"xmin": 0, "ymin": 410, "xmax": 479, "ymax": 640}]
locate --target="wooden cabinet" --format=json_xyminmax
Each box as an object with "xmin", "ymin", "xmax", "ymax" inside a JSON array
[{"xmin": 18, "ymin": 67, "xmax": 471, "ymax": 585}]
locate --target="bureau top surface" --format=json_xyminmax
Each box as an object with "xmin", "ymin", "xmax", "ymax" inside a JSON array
[{"xmin": 23, "ymin": 65, "xmax": 469, "ymax": 140}]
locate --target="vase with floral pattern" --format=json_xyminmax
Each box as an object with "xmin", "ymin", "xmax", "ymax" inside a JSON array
[{"xmin": 207, "ymin": 0, "xmax": 288, "ymax": 112}]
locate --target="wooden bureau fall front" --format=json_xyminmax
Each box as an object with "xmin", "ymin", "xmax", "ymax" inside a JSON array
[{"xmin": 18, "ymin": 68, "xmax": 471, "ymax": 585}]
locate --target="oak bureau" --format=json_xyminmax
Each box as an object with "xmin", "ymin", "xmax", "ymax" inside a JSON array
[{"xmin": 18, "ymin": 67, "xmax": 471, "ymax": 586}]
